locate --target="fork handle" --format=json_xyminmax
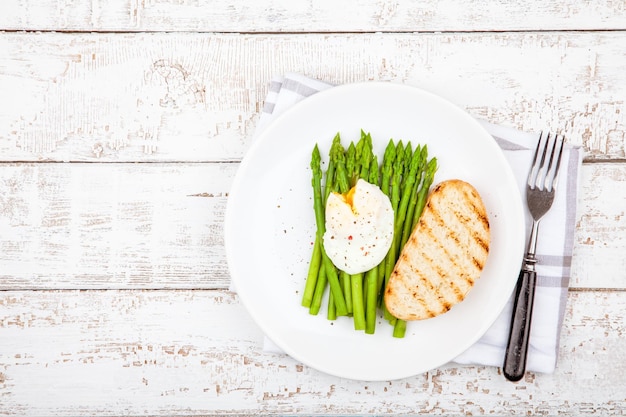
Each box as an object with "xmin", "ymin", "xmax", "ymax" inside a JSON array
[{"xmin": 503, "ymin": 268, "xmax": 537, "ymax": 382}]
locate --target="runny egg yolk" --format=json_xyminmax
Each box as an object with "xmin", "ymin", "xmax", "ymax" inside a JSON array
[
  {"xmin": 323, "ymin": 179, "xmax": 394, "ymax": 274},
  {"xmin": 343, "ymin": 186, "xmax": 356, "ymax": 210}
]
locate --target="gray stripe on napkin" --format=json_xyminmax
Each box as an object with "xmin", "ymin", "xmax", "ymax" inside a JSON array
[
  {"xmin": 537, "ymin": 274, "xmax": 570, "ymax": 288},
  {"xmin": 282, "ymin": 78, "xmax": 320, "ymax": 97},
  {"xmin": 262, "ymin": 80, "xmax": 284, "ymax": 115},
  {"xmin": 263, "ymin": 101, "xmax": 276, "ymax": 115},
  {"xmin": 269, "ymin": 80, "xmax": 283, "ymax": 93},
  {"xmin": 563, "ymin": 148, "xmax": 580, "ymax": 266},
  {"xmin": 537, "ymin": 254, "xmax": 572, "ymax": 268},
  {"xmin": 493, "ymin": 135, "xmax": 531, "ymax": 151}
]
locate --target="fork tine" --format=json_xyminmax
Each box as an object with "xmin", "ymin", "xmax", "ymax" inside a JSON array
[
  {"xmin": 528, "ymin": 131, "xmax": 550, "ymax": 189},
  {"xmin": 528, "ymin": 132, "xmax": 543, "ymax": 187},
  {"xmin": 549, "ymin": 135, "xmax": 565, "ymax": 190},
  {"xmin": 541, "ymin": 133, "xmax": 565, "ymax": 192},
  {"xmin": 529, "ymin": 132, "xmax": 565, "ymax": 192}
]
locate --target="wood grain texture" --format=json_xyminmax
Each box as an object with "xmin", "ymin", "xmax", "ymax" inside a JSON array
[
  {"xmin": 0, "ymin": 32, "xmax": 624, "ymax": 162},
  {"xmin": 0, "ymin": 289, "xmax": 624, "ymax": 416},
  {"xmin": 0, "ymin": 162, "xmax": 623, "ymax": 290},
  {"xmin": 573, "ymin": 162, "xmax": 626, "ymax": 288},
  {"xmin": 1, "ymin": 0, "xmax": 625, "ymax": 32},
  {"xmin": 0, "ymin": 163, "xmax": 232, "ymax": 290}
]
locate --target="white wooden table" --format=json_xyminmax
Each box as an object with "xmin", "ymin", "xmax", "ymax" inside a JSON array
[{"xmin": 1, "ymin": 1, "xmax": 625, "ymax": 415}]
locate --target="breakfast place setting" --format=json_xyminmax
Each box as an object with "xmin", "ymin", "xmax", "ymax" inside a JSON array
[
  {"xmin": 1, "ymin": 1, "xmax": 624, "ymax": 415},
  {"xmin": 227, "ymin": 75, "xmax": 581, "ymax": 383}
]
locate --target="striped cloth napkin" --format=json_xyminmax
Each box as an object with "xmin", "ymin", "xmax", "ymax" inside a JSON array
[{"xmin": 244, "ymin": 73, "xmax": 582, "ymax": 375}]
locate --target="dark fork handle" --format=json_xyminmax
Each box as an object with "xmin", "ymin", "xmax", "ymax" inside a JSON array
[{"xmin": 503, "ymin": 268, "xmax": 537, "ymax": 381}]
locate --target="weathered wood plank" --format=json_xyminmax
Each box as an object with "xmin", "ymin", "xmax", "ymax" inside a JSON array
[
  {"xmin": 1, "ymin": 0, "xmax": 625, "ymax": 32},
  {"xmin": 0, "ymin": 163, "xmax": 231, "ymax": 289},
  {"xmin": 573, "ymin": 162, "xmax": 626, "ymax": 288},
  {"xmin": 0, "ymin": 289, "xmax": 623, "ymax": 415},
  {"xmin": 0, "ymin": 32, "xmax": 624, "ymax": 162},
  {"xmin": 0, "ymin": 162, "xmax": 623, "ymax": 290}
]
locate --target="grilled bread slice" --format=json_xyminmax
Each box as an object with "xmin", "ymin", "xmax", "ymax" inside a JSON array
[{"xmin": 384, "ymin": 179, "xmax": 490, "ymax": 321}]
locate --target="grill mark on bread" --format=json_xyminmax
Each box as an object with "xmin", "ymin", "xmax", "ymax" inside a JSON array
[
  {"xmin": 407, "ymin": 266, "xmax": 444, "ymax": 317},
  {"xmin": 424, "ymin": 218, "xmax": 476, "ymax": 296},
  {"xmin": 422, "ymin": 203, "xmax": 477, "ymax": 279},
  {"xmin": 462, "ymin": 186, "xmax": 490, "ymax": 228},
  {"xmin": 386, "ymin": 270, "xmax": 431, "ymax": 319},
  {"xmin": 452, "ymin": 190, "xmax": 489, "ymax": 249},
  {"xmin": 411, "ymin": 217, "xmax": 472, "ymax": 310},
  {"xmin": 448, "ymin": 279, "xmax": 464, "ymax": 301},
  {"xmin": 460, "ymin": 186, "xmax": 490, "ymax": 254},
  {"xmin": 473, "ymin": 231, "xmax": 489, "ymax": 256},
  {"xmin": 400, "ymin": 251, "xmax": 443, "ymax": 317},
  {"xmin": 384, "ymin": 179, "xmax": 491, "ymax": 321},
  {"xmin": 471, "ymin": 256, "xmax": 484, "ymax": 271},
  {"xmin": 429, "ymin": 191, "xmax": 489, "ymax": 276},
  {"xmin": 421, "ymin": 249, "xmax": 464, "ymax": 303}
]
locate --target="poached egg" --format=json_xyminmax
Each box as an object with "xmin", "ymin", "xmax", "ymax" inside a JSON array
[{"xmin": 323, "ymin": 179, "xmax": 394, "ymax": 274}]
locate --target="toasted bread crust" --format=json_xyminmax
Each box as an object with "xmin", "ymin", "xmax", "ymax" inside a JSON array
[{"xmin": 384, "ymin": 179, "xmax": 490, "ymax": 321}]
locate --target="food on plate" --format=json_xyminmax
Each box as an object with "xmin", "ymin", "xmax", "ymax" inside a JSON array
[
  {"xmin": 384, "ymin": 179, "xmax": 490, "ymax": 321},
  {"xmin": 301, "ymin": 130, "xmax": 438, "ymax": 337},
  {"xmin": 323, "ymin": 178, "xmax": 394, "ymax": 275}
]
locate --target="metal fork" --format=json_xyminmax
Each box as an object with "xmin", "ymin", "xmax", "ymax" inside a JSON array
[{"xmin": 503, "ymin": 131, "xmax": 565, "ymax": 382}]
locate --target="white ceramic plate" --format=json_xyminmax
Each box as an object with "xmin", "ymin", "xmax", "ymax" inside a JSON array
[{"xmin": 225, "ymin": 82, "xmax": 525, "ymax": 381}]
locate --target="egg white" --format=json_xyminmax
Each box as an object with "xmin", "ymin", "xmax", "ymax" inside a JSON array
[{"xmin": 323, "ymin": 179, "xmax": 394, "ymax": 274}]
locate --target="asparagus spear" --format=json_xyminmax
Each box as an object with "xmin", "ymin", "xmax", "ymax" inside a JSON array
[
  {"xmin": 351, "ymin": 272, "xmax": 365, "ymax": 330},
  {"xmin": 393, "ymin": 143, "xmax": 424, "ymax": 255},
  {"xmin": 357, "ymin": 130, "xmax": 370, "ymax": 180},
  {"xmin": 412, "ymin": 157, "xmax": 438, "ymax": 229},
  {"xmin": 383, "ymin": 140, "xmax": 405, "ymax": 284},
  {"xmin": 377, "ymin": 140, "xmax": 396, "ymax": 287},
  {"xmin": 346, "ymin": 142, "xmax": 356, "ymax": 187},
  {"xmin": 368, "ymin": 155, "xmax": 379, "ymax": 190},
  {"xmin": 309, "ymin": 145, "xmax": 348, "ymax": 317},
  {"xmin": 340, "ymin": 270, "xmax": 352, "ymax": 316},
  {"xmin": 392, "ymin": 317, "xmax": 407, "ymax": 338},
  {"xmin": 354, "ymin": 133, "xmax": 363, "ymax": 175},
  {"xmin": 309, "ymin": 261, "xmax": 327, "ymax": 316},
  {"xmin": 364, "ymin": 153, "xmax": 381, "ymax": 334},
  {"xmin": 327, "ymin": 287, "xmax": 336, "ymax": 320},
  {"xmin": 302, "ymin": 135, "xmax": 342, "ymax": 308},
  {"xmin": 334, "ymin": 145, "xmax": 350, "ymax": 194},
  {"xmin": 350, "ymin": 133, "xmax": 378, "ymax": 331},
  {"xmin": 325, "ymin": 135, "xmax": 346, "ymax": 320},
  {"xmin": 301, "ymin": 237, "xmax": 321, "ymax": 308},
  {"xmin": 390, "ymin": 140, "xmax": 405, "ymax": 213},
  {"xmin": 379, "ymin": 139, "xmax": 396, "ymax": 197},
  {"xmin": 391, "ymin": 155, "xmax": 438, "ymax": 338},
  {"xmin": 399, "ymin": 142, "xmax": 413, "ymax": 191},
  {"xmin": 323, "ymin": 133, "xmax": 342, "ymax": 202},
  {"xmin": 332, "ymin": 144, "xmax": 353, "ymax": 315},
  {"xmin": 364, "ymin": 266, "xmax": 378, "ymax": 334},
  {"xmin": 354, "ymin": 130, "xmax": 370, "ymax": 179},
  {"xmin": 400, "ymin": 145, "xmax": 427, "ymax": 248},
  {"xmin": 380, "ymin": 142, "xmax": 407, "ymax": 324}
]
